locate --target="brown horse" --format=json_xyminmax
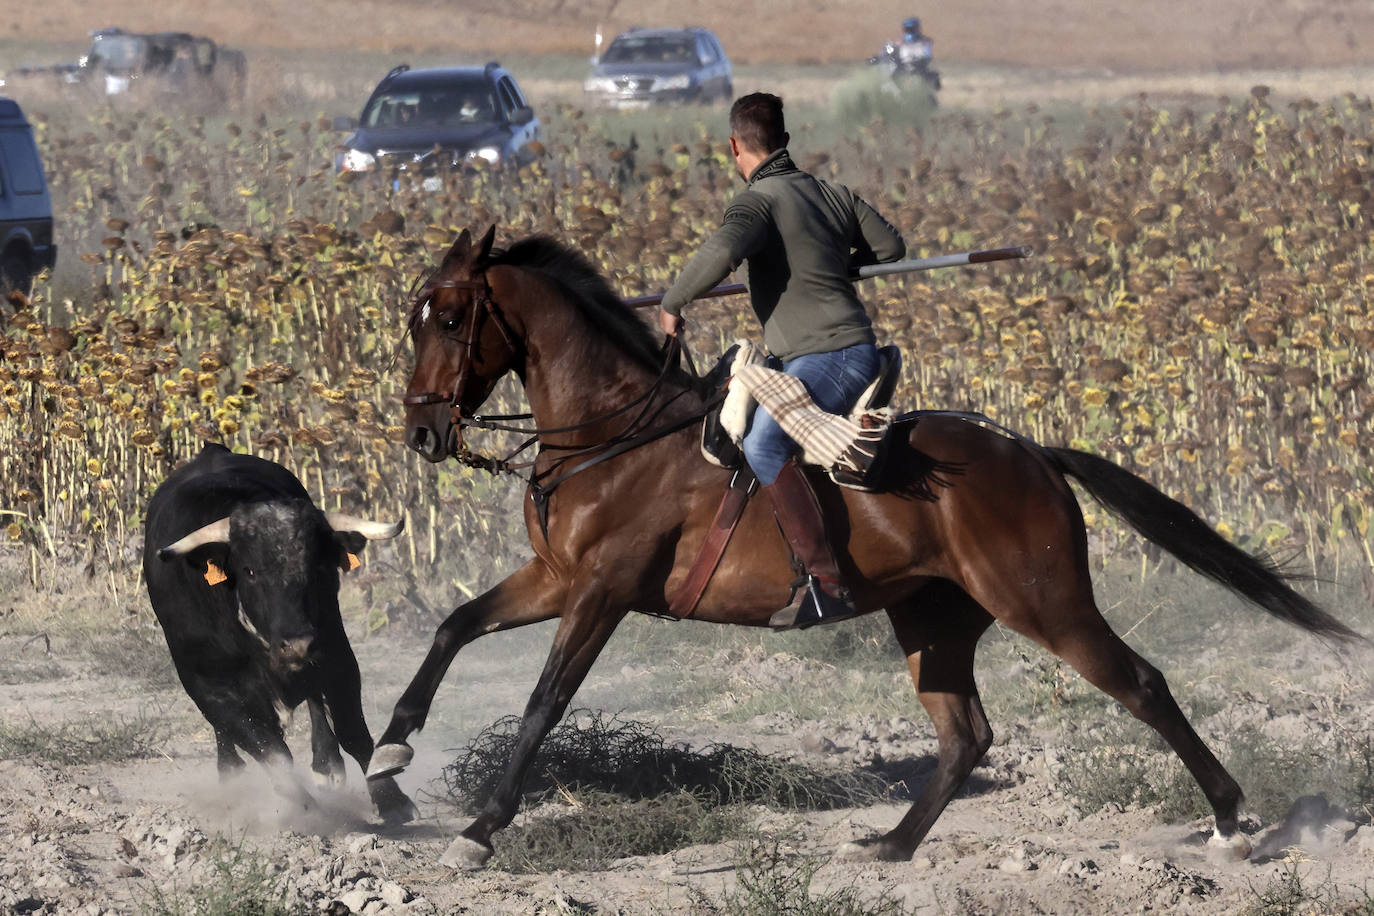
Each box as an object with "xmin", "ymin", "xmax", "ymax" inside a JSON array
[{"xmin": 368, "ymin": 226, "xmax": 1359, "ymax": 869}]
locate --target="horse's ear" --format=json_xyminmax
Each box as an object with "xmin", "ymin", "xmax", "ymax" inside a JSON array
[
  {"xmin": 475, "ymin": 225, "xmax": 497, "ymax": 265},
  {"xmin": 441, "ymin": 229, "xmax": 473, "ymax": 268}
]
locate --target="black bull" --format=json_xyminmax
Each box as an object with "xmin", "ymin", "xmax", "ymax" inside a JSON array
[{"xmin": 143, "ymin": 444, "xmax": 414, "ymax": 822}]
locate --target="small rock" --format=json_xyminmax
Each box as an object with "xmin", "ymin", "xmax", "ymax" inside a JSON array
[
  {"xmin": 113, "ymin": 864, "xmax": 142, "ymax": 878},
  {"xmin": 336, "ymin": 889, "xmax": 373, "ymax": 913},
  {"xmin": 800, "ymin": 733, "xmax": 838, "ymax": 754},
  {"xmin": 891, "ymin": 883, "xmax": 929, "ymax": 909},
  {"xmin": 1322, "ymin": 819, "xmax": 1357, "ymax": 845},
  {"xmin": 1356, "ymin": 825, "xmax": 1374, "ymax": 855},
  {"xmin": 910, "ymin": 856, "xmax": 933, "ymax": 870},
  {"xmin": 347, "ymin": 834, "xmax": 379, "ymax": 856},
  {"xmin": 998, "ymin": 855, "xmax": 1036, "ymax": 873},
  {"xmin": 1058, "ymin": 856, "xmax": 1097, "ymax": 877},
  {"xmin": 379, "ymin": 882, "xmax": 410, "ymax": 906}
]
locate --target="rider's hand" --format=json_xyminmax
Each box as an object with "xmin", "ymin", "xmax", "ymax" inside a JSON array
[{"xmin": 659, "ymin": 308, "xmax": 684, "ymax": 338}]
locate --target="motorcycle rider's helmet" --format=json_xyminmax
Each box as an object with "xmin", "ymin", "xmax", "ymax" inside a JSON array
[{"xmin": 902, "ymin": 17, "xmax": 922, "ymax": 38}]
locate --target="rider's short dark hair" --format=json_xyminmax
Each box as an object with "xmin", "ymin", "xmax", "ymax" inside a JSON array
[{"xmin": 730, "ymin": 93, "xmax": 787, "ymax": 155}]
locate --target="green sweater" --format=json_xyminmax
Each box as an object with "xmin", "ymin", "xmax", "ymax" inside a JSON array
[{"xmin": 660, "ymin": 148, "xmax": 905, "ymax": 361}]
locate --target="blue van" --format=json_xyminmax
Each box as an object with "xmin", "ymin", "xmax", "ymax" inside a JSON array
[{"xmin": 0, "ymin": 97, "xmax": 56, "ymax": 295}]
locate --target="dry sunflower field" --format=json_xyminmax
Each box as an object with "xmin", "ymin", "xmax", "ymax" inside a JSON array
[
  {"xmin": 3, "ymin": 89, "xmax": 1373, "ymax": 593},
  {"xmin": 0, "ymin": 83, "xmax": 1373, "ymax": 914}
]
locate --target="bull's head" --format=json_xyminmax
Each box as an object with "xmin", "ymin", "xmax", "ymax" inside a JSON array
[{"xmin": 157, "ymin": 502, "xmax": 402, "ymax": 673}]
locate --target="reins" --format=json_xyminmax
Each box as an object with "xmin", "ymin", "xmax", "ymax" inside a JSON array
[{"xmin": 401, "ymin": 268, "xmax": 726, "ymax": 536}]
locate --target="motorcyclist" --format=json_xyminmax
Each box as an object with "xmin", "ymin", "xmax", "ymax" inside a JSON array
[{"xmin": 896, "ymin": 17, "xmax": 935, "ymax": 76}]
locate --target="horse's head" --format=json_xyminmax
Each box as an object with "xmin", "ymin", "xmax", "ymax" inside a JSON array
[{"xmin": 402, "ymin": 226, "xmax": 521, "ymax": 462}]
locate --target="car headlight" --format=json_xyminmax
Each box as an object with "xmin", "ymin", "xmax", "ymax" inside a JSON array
[
  {"xmin": 339, "ymin": 149, "xmax": 376, "ymax": 172},
  {"xmin": 584, "ymin": 77, "xmax": 617, "ymax": 93},
  {"xmin": 654, "ymin": 74, "xmax": 692, "ymax": 91},
  {"xmin": 466, "ymin": 146, "xmax": 502, "ymax": 165}
]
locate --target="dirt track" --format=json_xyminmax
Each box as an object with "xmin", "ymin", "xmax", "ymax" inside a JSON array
[
  {"xmin": 7, "ymin": 0, "xmax": 1374, "ymax": 71},
  {"xmin": 2, "ymin": 572, "xmax": 1372, "ymax": 913}
]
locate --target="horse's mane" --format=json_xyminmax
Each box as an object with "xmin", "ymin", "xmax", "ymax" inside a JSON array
[{"xmin": 491, "ymin": 236, "xmax": 665, "ymax": 373}]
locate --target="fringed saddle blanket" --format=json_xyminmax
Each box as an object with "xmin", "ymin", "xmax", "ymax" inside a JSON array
[{"xmin": 709, "ymin": 340, "xmax": 895, "ymax": 482}]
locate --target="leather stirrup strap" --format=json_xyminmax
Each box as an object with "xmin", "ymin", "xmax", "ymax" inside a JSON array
[{"xmin": 667, "ymin": 469, "xmax": 757, "ymax": 619}]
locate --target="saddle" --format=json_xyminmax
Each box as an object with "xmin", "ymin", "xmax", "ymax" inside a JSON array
[
  {"xmin": 699, "ymin": 341, "xmax": 902, "ymax": 492},
  {"xmin": 667, "ymin": 342, "xmax": 902, "ymax": 618}
]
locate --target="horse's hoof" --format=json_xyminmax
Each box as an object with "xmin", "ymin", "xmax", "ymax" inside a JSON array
[
  {"xmin": 380, "ymin": 797, "xmax": 418, "ymax": 826},
  {"xmin": 311, "ymin": 767, "xmax": 345, "ymax": 788},
  {"xmin": 366, "ymin": 743, "xmax": 413, "ymax": 780},
  {"xmin": 371, "ymin": 779, "xmax": 418, "ymax": 825},
  {"xmin": 1207, "ymin": 830, "xmax": 1252, "ymax": 861},
  {"xmin": 835, "ymin": 838, "xmax": 908, "ymax": 863},
  {"xmin": 439, "ymin": 834, "xmax": 493, "ymax": 870}
]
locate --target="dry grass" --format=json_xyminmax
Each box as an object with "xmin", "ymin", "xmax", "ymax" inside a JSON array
[
  {"xmin": 140, "ymin": 839, "xmax": 302, "ymax": 916},
  {"xmin": 492, "ymin": 789, "xmax": 749, "ymax": 874},
  {"xmin": 0, "ymin": 710, "xmax": 170, "ymax": 765},
  {"xmin": 693, "ymin": 839, "xmax": 909, "ymax": 916}
]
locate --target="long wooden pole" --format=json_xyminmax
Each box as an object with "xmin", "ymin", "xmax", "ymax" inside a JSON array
[{"xmin": 621, "ymin": 245, "xmax": 1032, "ymax": 309}]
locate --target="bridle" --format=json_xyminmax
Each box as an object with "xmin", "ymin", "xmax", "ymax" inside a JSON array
[
  {"xmin": 399, "ymin": 267, "xmax": 725, "ymax": 536},
  {"xmin": 401, "ymin": 275, "xmax": 518, "ymax": 424}
]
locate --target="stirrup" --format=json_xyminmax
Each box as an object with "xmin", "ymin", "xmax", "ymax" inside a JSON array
[{"xmin": 769, "ymin": 575, "xmax": 857, "ymax": 631}]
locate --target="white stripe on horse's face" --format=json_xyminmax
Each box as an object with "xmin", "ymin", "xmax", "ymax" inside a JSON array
[{"xmin": 420, "ymin": 302, "xmax": 431, "ymax": 326}]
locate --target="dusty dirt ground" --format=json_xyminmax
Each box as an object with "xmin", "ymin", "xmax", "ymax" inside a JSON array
[
  {"xmin": 2, "ymin": 3, "xmax": 1374, "ymax": 914},
  {"xmin": 1, "ymin": 558, "xmax": 1372, "ymax": 914}
]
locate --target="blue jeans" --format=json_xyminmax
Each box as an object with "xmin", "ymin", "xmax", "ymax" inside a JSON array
[{"xmin": 742, "ymin": 343, "xmax": 882, "ymax": 486}]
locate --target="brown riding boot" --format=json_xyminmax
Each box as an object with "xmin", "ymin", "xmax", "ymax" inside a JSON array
[{"xmin": 763, "ymin": 459, "xmax": 858, "ymax": 631}]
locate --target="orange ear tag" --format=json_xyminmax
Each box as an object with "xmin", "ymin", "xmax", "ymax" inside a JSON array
[
  {"xmin": 204, "ymin": 561, "xmax": 228, "ymax": 586},
  {"xmin": 346, "ymin": 552, "xmax": 362, "ymax": 571}
]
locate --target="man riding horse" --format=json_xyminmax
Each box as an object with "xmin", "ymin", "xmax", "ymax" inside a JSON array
[{"xmin": 658, "ymin": 92, "xmax": 906, "ymax": 631}]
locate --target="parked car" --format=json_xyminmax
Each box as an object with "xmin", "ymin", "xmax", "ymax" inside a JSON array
[
  {"xmin": 584, "ymin": 27, "xmax": 732, "ymax": 108},
  {"xmin": 0, "ymin": 98, "xmax": 56, "ymax": 296},
  {"xmin": 2, "ymin": 28, "xmax": 246, "ymax": 106},
  {"xmin": 335, "ymin": 63, "xmax": 542, "ymax": 185}
]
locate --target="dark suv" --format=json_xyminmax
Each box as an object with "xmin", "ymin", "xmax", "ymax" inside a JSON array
[
  {"xmin": 0, "ymin": 98, "xmax": 56, "ymax": 295},
  {"xmin": 336, "ymin": 63, "xmax": 541, "ymax": 183},
  {"xmin": 584, "ymin": 27, "xmax": 732, "ymax": 108}
]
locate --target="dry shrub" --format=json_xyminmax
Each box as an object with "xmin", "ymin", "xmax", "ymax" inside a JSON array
[{"xmin": 441, "ymin": 709, "xmax": 891, "ymax": 813}]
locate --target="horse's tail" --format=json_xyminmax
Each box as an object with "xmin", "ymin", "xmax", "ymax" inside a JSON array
[{"xmin": 1043, "ymin": 446, "xmax": 1362, "ymax": 642}]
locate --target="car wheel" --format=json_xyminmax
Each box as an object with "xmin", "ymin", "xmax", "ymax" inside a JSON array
[
  {"xmin": 0, "ymin": 252, "xmax": 32, "ymax": 298},
  {"xmin": 721, "ymin": 82, "xmax": 734, "ymax": 103}
]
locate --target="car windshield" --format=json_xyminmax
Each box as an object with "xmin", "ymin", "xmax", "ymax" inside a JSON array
[
  {"xmin": 602, "ymin": 36, "xmax": 698, "ymax": 65},
  {"xmin": 361, "ymin": 82, "xmax": 497, "ymax": 128},
  {"xmin": 89, "ymin": 35, "xmax": 145, "ymax": 71}
]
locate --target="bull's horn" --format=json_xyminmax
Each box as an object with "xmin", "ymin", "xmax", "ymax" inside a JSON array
[
  {"xmin": 325, "ymin": 513, "xmax": 405, "ymax": 540},
  {"xmin": 157, "ymin": 517, "xmax": 232, "ymax": 560}
]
